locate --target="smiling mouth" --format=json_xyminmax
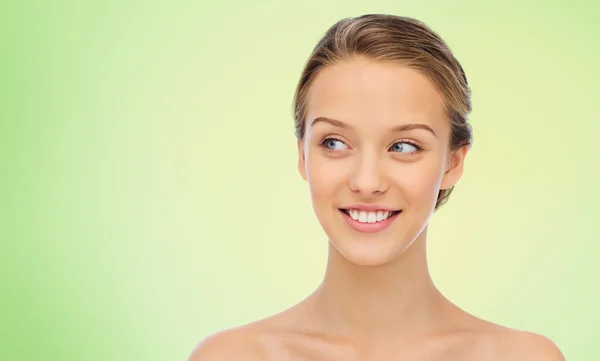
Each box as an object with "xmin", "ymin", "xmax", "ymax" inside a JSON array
[{"xmin": 340, "ymin": 209, "xmax": 402, "ymax": 224}]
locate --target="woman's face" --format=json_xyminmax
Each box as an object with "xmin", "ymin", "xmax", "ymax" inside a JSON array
[{"xmin": 298, "ymin": 57, "xmax": 468, "ymax": 266}]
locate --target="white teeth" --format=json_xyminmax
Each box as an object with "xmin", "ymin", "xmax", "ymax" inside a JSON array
[
  {"xmin": 367, "ymin": 212, "xmax": 377, "ymax": 223},
  {"xmin": 358, "ymin": 211, "xmax": 367, "ymax": 222},
  {"xmin": 346, "ymin": 209, "xmax": 396, "ymax": 224}
]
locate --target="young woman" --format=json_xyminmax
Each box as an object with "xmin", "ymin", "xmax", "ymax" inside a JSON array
[{"xmin": 190, "ymin": 14, "xmax": 564, "ymax": 361}]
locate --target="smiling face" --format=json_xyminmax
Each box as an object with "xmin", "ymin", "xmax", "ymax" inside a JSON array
[{"xmin": 297, "ymin": 57, "xmax": 468, "ymax": 266}]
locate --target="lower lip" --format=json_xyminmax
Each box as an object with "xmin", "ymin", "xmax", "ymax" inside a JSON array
[{"xmin": 340, "ymin": 210, "xmax": 400, "ymax": 233}]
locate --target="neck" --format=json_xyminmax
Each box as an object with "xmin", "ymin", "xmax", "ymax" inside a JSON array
[{"xmin": 310, "ymin": 228, "xmax": 446, "ymax": 341}]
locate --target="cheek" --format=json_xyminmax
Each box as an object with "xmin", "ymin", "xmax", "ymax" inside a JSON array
[
  {"xmin": 393, "ymin": 157, "xmax": 445, "ymax": 202},
  {"xmin": 305, "ymin": 153, "xmax": 345, "ymax": 203}
]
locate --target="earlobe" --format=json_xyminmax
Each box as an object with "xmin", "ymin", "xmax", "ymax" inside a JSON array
[
  {"xmin": 297, "ymin": 139, "xmax": 308, "ymax": 181},
  {"xmin": 440, "ymin": 145, "xmax": 469, "ymax": 190}
]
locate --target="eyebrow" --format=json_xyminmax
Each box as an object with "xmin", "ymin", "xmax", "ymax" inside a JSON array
[{"xmin": 310, "ymin": 117, "xmax": 438, "ymax": 138}]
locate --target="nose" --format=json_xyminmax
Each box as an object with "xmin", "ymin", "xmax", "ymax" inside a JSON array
[{"xmin": 348, "ymin": 152, "xmax": 389, "ymax": 195}]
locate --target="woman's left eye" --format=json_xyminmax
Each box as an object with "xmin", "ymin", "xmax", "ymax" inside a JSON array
[{"xmin": 390, "ymin": 142, "xmax": 419, "ymax": 153}]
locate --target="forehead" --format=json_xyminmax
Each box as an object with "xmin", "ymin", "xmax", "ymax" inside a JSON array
[{"xmin": 306, "ymin": 58, "xmax": 448, "ymax": 133}]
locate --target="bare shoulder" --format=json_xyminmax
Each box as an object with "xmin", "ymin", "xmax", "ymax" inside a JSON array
[
  {"xmin": 188, "ymin": 324, "xmax": 269, "ymax": 361},
  {"xmin": 475, "ymin": 326, "xmax": 565, "ymax": 361},
  {"xmin": 188, "ymin": 301, "xmax": 313, "ymax": 360},
  {"xmin": 497, "ymin": 329, "xmax": 565, "ymax": 361},
  {"xmin": 447, "ymin": 304, "xmax": 564, "ymax": 361}
]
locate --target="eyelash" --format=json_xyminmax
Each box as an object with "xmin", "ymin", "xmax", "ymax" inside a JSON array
[{"xmin": 318, "ymin": 137, "xmax": 424, "ymax": 153}]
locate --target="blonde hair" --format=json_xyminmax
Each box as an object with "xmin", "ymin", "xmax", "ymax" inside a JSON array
[{"xmin": 292, "ymin": 14, "xmax": 473, "ymax": 209}]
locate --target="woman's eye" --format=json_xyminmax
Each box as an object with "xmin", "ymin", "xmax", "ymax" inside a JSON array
[
  {"xmin": 323, "ymin": 139, "xmax": 348, "ymax": 150},
  {"xmin": 390, "ymin": 142, "xmax": 419, "ymax": 153}
]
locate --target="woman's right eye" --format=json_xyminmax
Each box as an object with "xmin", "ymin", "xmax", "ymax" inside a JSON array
[{"xmin": 321, "ymin": 138, "xmax": 348, "ymax": 151}]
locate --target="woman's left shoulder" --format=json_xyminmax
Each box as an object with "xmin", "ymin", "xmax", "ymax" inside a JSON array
[{"xmin": 479, "ymin": 327, "xmax": 565, "ymax": 361}]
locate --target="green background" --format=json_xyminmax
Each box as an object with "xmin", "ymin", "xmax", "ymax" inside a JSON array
[{"xmin": 2, "ymin": 1, "xmax": 598, "ymax": 360}]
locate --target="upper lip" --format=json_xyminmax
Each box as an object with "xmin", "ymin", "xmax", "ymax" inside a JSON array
[{"xmin": 339, "ymin": 203, "xmax": 401, "ymax": 212}]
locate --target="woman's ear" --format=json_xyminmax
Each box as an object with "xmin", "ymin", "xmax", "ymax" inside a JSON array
[
  {"xmin": 297, "ymin": 139, "xmax": 308, "ymax": 181},
  {"xmin": 440, "ymin": 145, "xmax": 470, "ymax": 190}
]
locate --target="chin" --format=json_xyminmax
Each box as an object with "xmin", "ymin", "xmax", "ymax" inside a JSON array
[
  {"xmin": 318, "ymin": 208, "xmax": 429, "ymax": 266},
  {"xmin": 330, "ymin": 236, "xmax": 412, "ymax": 267},
  {"xmin": 342, "ymin": 253, "xmax": 396, "ymax": 267}
]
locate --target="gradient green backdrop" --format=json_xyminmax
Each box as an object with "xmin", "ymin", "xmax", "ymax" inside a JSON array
[{"xmin": 2, "ymin": 1, "xmax": 599, "ymax": 360}]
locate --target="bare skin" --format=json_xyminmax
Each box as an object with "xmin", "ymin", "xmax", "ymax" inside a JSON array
[{"xmin": 190, "ymin": 58, "xmax": 565, "ymax": 361}]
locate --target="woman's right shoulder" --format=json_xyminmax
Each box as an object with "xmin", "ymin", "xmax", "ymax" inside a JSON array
[{"xmin": 187, "ymin": 325, "xmax": 270, "ymax": 361}]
